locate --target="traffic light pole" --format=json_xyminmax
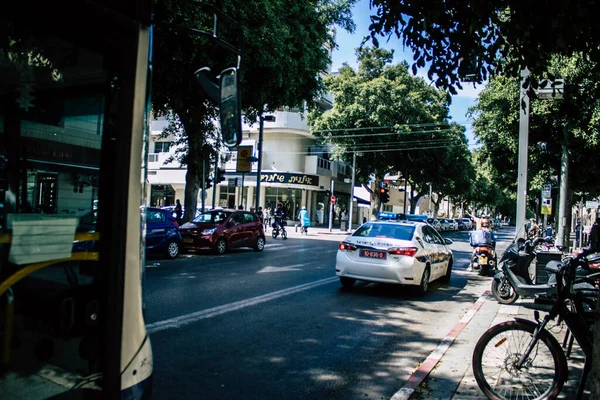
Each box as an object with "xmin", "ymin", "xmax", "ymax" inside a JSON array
[
  {"xmin": 201, "ymin": 158, "xmax": 206, "ymax": 213},
  {"xmin": 328, "ymin": 179, "xmax": 335, "ymax": 232},
  {"xmin": 255, "ymin": 114, "xmax": 264, "ymax": 211},
  {"xmin": 212, "ymin": 156, "xmax": 218, "ymax": 208}
]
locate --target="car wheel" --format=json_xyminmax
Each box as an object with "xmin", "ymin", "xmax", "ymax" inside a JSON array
[
  {"xmin": 254, "ymin": 236, "xmax": 265, "ymax": 252},
  {"xmin": 215, "ymin": 238, "xmax": 227, "ymax": 255},
  {"xmin": 165, "ymin": 239, "xmax": 180, "ymax": 259},
  {"xmin": 340, "ymin": 277, "xmax": 355, "ymax": 288},
  {"xmin": 417, "ymin": 266, "xmax": 430, "ymax": 296},
  {"xmin": 441, "ymin": 258, "xmax": 452, "ymax": 283}
]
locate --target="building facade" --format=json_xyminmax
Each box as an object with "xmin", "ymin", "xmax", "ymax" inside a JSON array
[{"xmin": 147, "ymin": 108, "xmax": 354, "ymax": 225}]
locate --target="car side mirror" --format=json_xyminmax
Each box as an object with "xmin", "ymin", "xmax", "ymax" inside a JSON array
[{"xmin": 444, "ymin": 238, "xmax": 453, "ymax": 245}]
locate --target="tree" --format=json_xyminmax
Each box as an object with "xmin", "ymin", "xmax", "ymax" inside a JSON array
[
  {"xmin": 308, "ymin": 47, "xmax": 473, "ymax": 217},
  {"xmin": 469, "ymin": 55, "xmax": 600, "ymax": 394},
  {"xmin": 152, "ymin": 0, "xmax": 356, "ymax": 221},
  {"xmin": 366, "ymin": 1, "xmax": 600, "ymax": 94}
]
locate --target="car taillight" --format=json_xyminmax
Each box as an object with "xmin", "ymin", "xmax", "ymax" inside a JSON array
[
  {"xmin": 172, "ymin": 220, "xmax": 179, "ymax": 228},
  {"xmin": 339, "ymin": 242, "xmax": 357, "ymax": 251},
  {"xmin": 388, "ymin": 247, "xmax": 418, "ymax": 257}
]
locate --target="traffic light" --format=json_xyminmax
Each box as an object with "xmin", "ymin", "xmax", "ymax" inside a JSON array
[
  {"xmin": 215, "ymin": 167, "xmax": 226, "ymax": 183},
  {"xmin": 205, "ymin": 178, "xmax": 213, "ymax": 190},
  {"xmin": 379, "ymin": 186, "xmax": 389, "ymax": 204}
]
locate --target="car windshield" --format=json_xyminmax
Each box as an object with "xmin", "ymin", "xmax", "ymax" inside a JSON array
[
  {"xmin": 353, "ymin": 223, "xmax": 415, "ymax": 240},
  {"xmin": 192, "ymin": 211, "xmax": 231, "ymax": 224}
]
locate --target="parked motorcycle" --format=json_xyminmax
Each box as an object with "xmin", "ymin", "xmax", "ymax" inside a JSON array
[{"xmin": 470, "ymin": 244, "xmax": 497, "ymax": 276}]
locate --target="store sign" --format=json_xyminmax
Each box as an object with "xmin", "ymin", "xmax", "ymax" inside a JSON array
[{"xmin": 260, "ymin": 172, "xmax": 319, "ymax": 186}]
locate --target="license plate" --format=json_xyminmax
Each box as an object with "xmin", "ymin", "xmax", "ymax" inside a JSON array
[
  {"xmin": 359, "ymin": 249, "xmax": 387, "ymax": 260},
  {"xmin": 183, "ymin": 238, "xmax": 194, "ymax": 244},
  {"xmin": 478, "ymin": 255, "xmax": 488, "ymax": 264}
]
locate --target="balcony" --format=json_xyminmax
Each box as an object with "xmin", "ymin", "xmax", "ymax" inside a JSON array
[
  {"xmin": 304, "ymin": 156, "xmax": 332, "ymax": 176},
  {"xmin": 148, "ymin": 152, "xmax": 174, "ymax": 169}
]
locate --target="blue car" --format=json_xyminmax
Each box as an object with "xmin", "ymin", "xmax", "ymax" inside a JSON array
[
  {"xmin": 145, "ymin": 207, "xmax": 182, "ymax": 259},
  {"xmin": 76, "ymin": 207, "xmax": 182, "ymax": 259}
]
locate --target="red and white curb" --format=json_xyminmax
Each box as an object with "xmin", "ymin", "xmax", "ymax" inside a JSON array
[{"xmin": 390, "ymin": 290, "xmax": 490, "ymax": 400}]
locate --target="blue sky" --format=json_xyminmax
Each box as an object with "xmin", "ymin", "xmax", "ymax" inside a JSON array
[{"xmin": 329, "ymin": 0, "xmax": 483, "ymax": 147}]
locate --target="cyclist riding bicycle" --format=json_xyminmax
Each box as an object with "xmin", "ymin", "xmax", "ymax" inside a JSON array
[{"xmin": 272, "ymin": 205, "xmax": 287, "ymax": 233}]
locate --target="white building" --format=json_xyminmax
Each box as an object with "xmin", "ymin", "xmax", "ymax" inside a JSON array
[{"xmin": 147, "ymin": 107, "xmax": 355, "ymax": 226}]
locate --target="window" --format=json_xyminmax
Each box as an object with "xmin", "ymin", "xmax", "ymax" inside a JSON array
[
  {"xmin": 154, "ymin": 142, "xmax": 170, "ymax": 153},
  {"xmin": 353, "ymin": 223, "xmax": 415, "ymax": 240},
  {"xmin": 230, "ymin": 212, "xmax": 244, "ymax": 225},
  {"xmin": 244, "ymin": 213, "xmax": 257, "ymax": 223},
  {"xmin": 147, "ymin": 210, "xmax": 166, "ymax": 224}
]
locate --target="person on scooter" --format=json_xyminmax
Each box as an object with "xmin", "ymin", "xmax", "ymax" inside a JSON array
[
  {"xmin": 468, "ymin": 222, "xmax": 496, "ymax": 272},
  {"xmin": 272, "ymin": 204, "xmax": 287, "ymax": 234}
]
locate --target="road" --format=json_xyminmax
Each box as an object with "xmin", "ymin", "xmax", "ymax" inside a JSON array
[{"xmin": 143, "ymin": 227, "xmax": 515, "ymax": 400}]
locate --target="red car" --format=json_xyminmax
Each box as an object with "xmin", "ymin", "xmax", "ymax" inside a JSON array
[{"xmin": 179, "ymin": 209, "xmax": 266, "ymax": 255}]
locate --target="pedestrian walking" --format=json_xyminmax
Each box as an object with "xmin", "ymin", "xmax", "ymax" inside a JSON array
[
  {"xmin": 575, "ymin": 220, "xmax": 582, "ymax": 248},
  {"xmin": 589, "ymin": 217, "xmax": 600, "ymax": 251},
  {"xmin": 175, "ymin": 199, "xmax": 183, "ymax": 225}
]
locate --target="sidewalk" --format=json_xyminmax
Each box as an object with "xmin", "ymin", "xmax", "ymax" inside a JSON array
[{"xmin": 397, "ymin": 285, "xmax": 590, "ymax": 399}]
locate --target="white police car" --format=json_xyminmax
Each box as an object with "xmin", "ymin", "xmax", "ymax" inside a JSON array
[{"xmin": 335, "ymin": 220, "xmax": 453, "ymax": 295}]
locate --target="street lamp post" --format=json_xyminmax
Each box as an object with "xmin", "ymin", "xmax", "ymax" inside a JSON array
[{"xmin": 347, "ymin": 151, "xmax": 359, "ymax": 231}]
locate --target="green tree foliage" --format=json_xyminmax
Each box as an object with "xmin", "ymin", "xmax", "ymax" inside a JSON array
[
  {"xmin": 366, "ymin": 1, "xmax": 600, "ymax": 93},
  {"xmin": 308, "ymin": 47, "xmax": 473, "ymax": 216},
  {"xmin": 469, "ymin": 54, "xmax": 600, "ymax": 215},
  {"xmin": 152, "ymin": 0, "xmax": 356, "ymax": 221}
]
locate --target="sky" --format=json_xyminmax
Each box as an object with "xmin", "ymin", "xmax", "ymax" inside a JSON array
[{"xmin": 329, "ymin": 0, "xmax": 484, "ymax": 148}]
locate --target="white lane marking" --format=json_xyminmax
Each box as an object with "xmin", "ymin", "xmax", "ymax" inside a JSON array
[
  {"xmin": 146, "ymin": 276, "xmax": 339, "ymax": 334},
  {"xmin": 257, "ymin": 264, "xmax": 308, "ymax": 273},
  {"xmin": 264, "ymin": 243, "xmax": 284, "ymax": 248}
]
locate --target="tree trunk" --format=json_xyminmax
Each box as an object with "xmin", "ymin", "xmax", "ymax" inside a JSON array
[{"xmin": 183, "ymin": 162, "xmax": 200, "ymax": 223}]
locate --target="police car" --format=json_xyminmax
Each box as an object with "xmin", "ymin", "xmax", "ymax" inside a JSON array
[{"xmin": 335, "ymin": 220, "xmax": 453, "ymax": 295}]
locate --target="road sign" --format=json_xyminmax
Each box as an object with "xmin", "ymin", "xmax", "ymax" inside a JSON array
[
  {"xmin": 542, "ymin": 184, "xmax": 551, "ymax": 199},
  {"xmin": 330, "ymin": 195, "xmax": 336, "ymax": 204},
  {"xmin": 586, "ymin": 200, "xmax": 599, "ymax": 209},
  {"xmin": 236, "ymin": 145, "xmax": 253, "ymax": 173},
  {"xmin": 541, "ymin": 198, "xmax": 552, "ymax": 215}
]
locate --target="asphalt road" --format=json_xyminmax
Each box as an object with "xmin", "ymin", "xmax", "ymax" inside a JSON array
[{"xmin": 144, "ymin": 227, "xmax": 516, "ymax": 400}]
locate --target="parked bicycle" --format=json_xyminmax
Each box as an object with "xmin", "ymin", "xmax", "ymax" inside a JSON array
[{"xmin": 472, "ymin": 248, "xmax": 600, "ymax": 400}]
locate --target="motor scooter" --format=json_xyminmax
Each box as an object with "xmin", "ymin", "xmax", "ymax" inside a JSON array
[
  {"xmin": 490, "ymin": 235, "xmax": 598, "ymax": 304},
  {"xmin": 491, "ymin": 237, "xmax": 552, "ymax": 304},
  {"xmin": 470, "ymin": 244, "xmax": 497, "ymax": 276}
]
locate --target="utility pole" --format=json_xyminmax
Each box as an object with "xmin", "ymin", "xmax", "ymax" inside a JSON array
[
  {"xmin": 328, "ymin": 179, "xmax": 335, "ymax": 232},
  {"xmin": 348, "ymin": 152, "xmax": 357, "ymax": 231},
  {"xmin": 516, "ymin": 68, "xmax": 530, "ymax": 237},
  {"xmin": 557, "ymin": 125, "xmax": 569, "ymax": 247}
]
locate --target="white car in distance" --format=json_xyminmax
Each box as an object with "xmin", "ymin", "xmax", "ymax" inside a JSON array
[{"xmin": 335, "ymin": 221, "xmax": 454, "ymax": 295}]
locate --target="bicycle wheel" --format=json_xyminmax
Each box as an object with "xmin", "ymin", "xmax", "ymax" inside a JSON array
[{"xmin": 472, "ymin": 320, "xmax": 567, "ymax": 400}]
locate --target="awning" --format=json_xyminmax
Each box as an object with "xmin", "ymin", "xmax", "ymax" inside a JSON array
[{"xmin": 354, "ymin": 195, "xmax": 370, "ymax": 205}]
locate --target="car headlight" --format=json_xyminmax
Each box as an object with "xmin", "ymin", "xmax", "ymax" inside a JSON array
[{"xmin": 201, "ymin": 228, "xmax": 216, "ymax": 235}]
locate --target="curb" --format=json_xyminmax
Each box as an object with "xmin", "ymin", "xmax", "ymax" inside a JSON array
[{"xmin": 390, "ymin": 290, "xmax": 490, "ymax": 400}]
